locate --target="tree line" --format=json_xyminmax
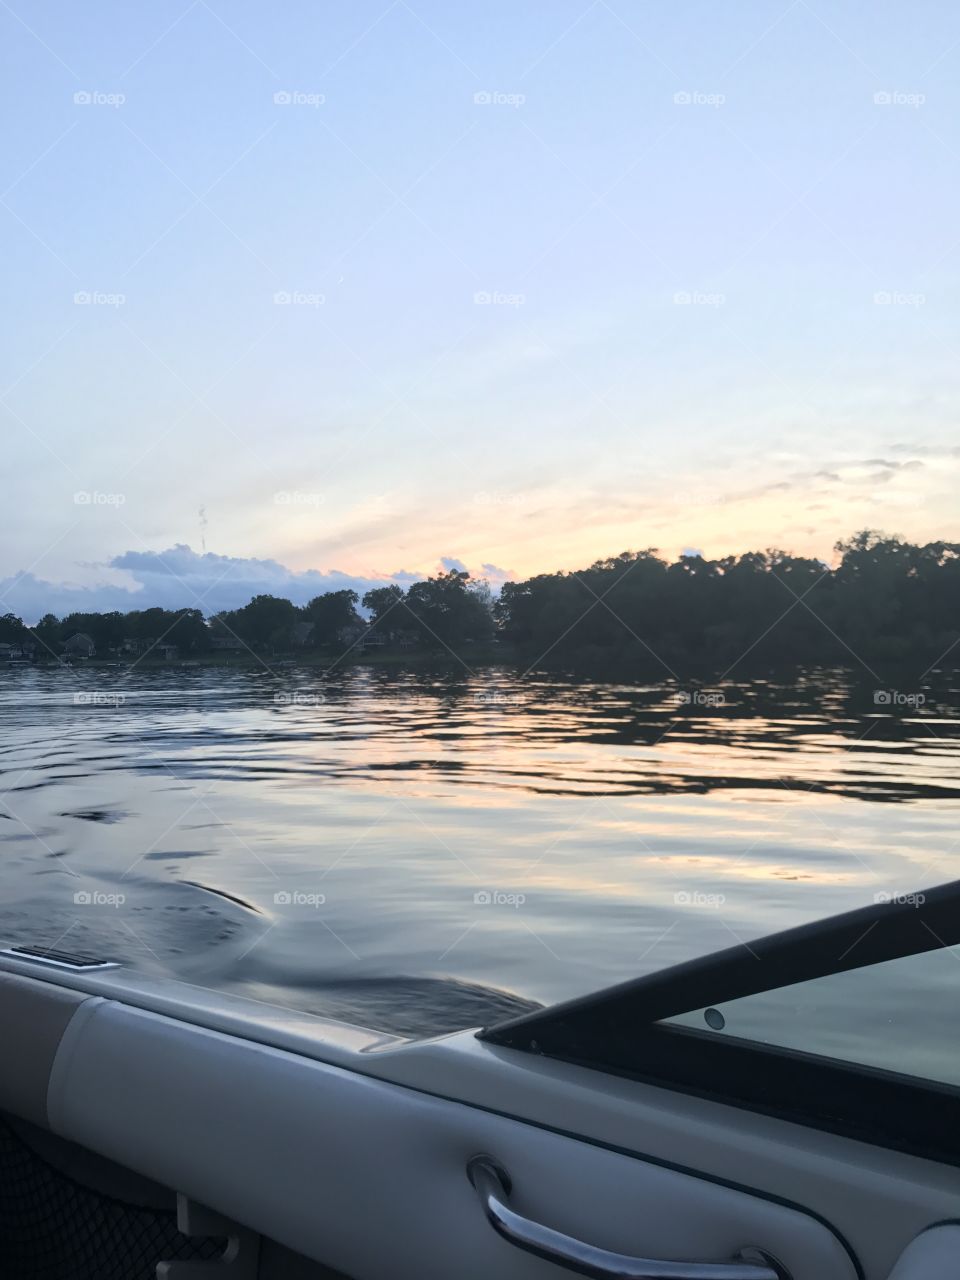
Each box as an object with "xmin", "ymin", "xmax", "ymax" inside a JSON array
[
  {"xmin": 1, "ymin": 533, "xmax": 958, "ymax": 668},
  {"xmin": 0, "ymin": 570, "xmax": 494, "ymax": 659},
  {"xmin": 494, "ymin": 532, "xmax": 960, "ymax": 668}
]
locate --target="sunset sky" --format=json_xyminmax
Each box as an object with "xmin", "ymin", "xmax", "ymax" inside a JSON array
[{"xmin": 2, "ymin": 0, "xmax": 959, "ymax": 617}]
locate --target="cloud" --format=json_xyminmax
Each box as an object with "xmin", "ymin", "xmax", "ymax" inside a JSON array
[
  {"xmin": 480, "ymin": 562, "xmax": 514, "ymax": 588},
  {"xmin": 438, "ymin": 557, "xmax": 514, "ymax": 587},
  {"xmin": 0, "ymin": 545, "xmax": 407, "ymax": 624},
  {"xmin": 890, "ymin": 443, "xmax": 960, "ymax": 459},
  {"xmin": 0, "ymin": 545, "xmax": 518, "ymax": 623}
]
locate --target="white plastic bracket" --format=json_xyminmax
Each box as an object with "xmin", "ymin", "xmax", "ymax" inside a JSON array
[{"xmin": 156, "ymin": 1193, "xmax": 261, "ymax": 1278}]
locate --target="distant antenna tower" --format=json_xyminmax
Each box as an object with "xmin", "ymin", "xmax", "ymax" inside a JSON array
[{"xmin": 199, "ymin": 506, "xmax": 208, "ymax": 553}]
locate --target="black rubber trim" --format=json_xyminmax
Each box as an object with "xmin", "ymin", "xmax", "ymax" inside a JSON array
[
  {"xmin": 515, "ymin": 1022, "xmax": 960, "ymax": 1169},
  {"xmin": 908, "ymin": 1219, "xmax": 960, "ymax": 1236}
]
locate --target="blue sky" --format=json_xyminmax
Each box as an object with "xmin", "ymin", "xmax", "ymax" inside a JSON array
[{"xmin": 2, "ymin": 0, "xmax": 960, "ymax": 616}]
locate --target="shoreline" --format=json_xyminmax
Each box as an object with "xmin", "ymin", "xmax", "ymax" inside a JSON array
[{"xmin": 5, "ymin": 647, "xmax": 956, "ymax": 683}]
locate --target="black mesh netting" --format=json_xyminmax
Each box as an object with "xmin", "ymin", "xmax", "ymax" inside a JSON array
[{"xmin": 0, "ymin": 1118, "xmax": 226, "ymax": 1279}]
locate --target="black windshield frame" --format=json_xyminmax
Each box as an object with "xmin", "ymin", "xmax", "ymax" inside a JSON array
[{"xmin": 480, "ymin": 880, "xmax": 960, "ymax": 1165}]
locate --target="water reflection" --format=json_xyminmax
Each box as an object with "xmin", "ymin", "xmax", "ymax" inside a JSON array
[{"xmin": 0, "ymin": 664, "xmax": 956, "ymax": 1032}]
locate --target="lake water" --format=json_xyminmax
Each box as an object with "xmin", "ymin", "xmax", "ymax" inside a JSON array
[{"xmin": 1, "ymin": 664, "xmax": 957, "ymax": 1036}]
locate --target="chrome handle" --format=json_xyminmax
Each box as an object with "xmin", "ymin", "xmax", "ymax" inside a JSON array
[{"xmin": 468, "ymin": 1157, "xmax": 789, "ymax": 1280}]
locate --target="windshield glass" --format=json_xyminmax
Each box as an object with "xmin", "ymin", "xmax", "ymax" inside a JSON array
[
  {"xmin": 3, "ymin": 4, "xmax": 959, "ymax": 1040},
  {"xmin": 663, "ymin": 945, "xmax": 960, "ymax": 1089}
]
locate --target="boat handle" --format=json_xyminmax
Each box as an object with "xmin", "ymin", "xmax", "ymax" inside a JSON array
[{"xmin": 467, "ymin": 1156, "xmax": 790, "ymax": 1280}]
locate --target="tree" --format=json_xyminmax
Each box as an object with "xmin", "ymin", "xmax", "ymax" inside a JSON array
[
  {"xmin": 0, "ymin": 613, "xmax": 26, "ymax": 644},
  {"xmin": 404, "ymin": 571, "xmax": 493, "ymax": 647},
  {"xmin": 304, "ymin": 590, "xmax": 361, "ymax": 645},
  {"xmin": 60, "ymin": 610, "xmax": 125, "ymax": 653},
  {"xmin": 362, "ymin": 585, "xmax": 405, "ymax": 628},
  {"xmin": 124, "ymin": 607, "xmax": 210, "ymax": 653},
  {"xmin": 164, "ymin": 608, "xmax": 209, "ymax": 651},
  {"xmin": 226, "ymin": 595, "xmax": 299, "ymax": 651},
  {"xmin": 30, "ymin": 613, "xmax": 62, "ymax": 655}
]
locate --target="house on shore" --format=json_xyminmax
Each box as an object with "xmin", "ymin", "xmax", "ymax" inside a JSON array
[
  {"xmin": 63, "ymin": 633, "xmax": 96, "ymax": 659},
  {"xmin": 0, "ymin": 640, "xmax": 35, "ymax": 662},
  {"xmin": 336, "ymin": 624, "xmax": 387, "ymax": 652},
  {"xmin": 121, "ymin": 637, "xmax": 156, "ymax": 657},
  {"xmin": 336, "ymin": 624, "xmax": 418, "ymax": 653},
  {"xmin": 337, "ymin": 623, "xmax": 366, "ymax": 647},
  {"xmin": 210, "ymin": 635, "xmax": 244, "ymax": 651}
]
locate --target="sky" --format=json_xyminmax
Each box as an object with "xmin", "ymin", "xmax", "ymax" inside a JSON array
[{"xmin": 2, "ymin": 0, "xmax": 959, "ymax": 618}]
